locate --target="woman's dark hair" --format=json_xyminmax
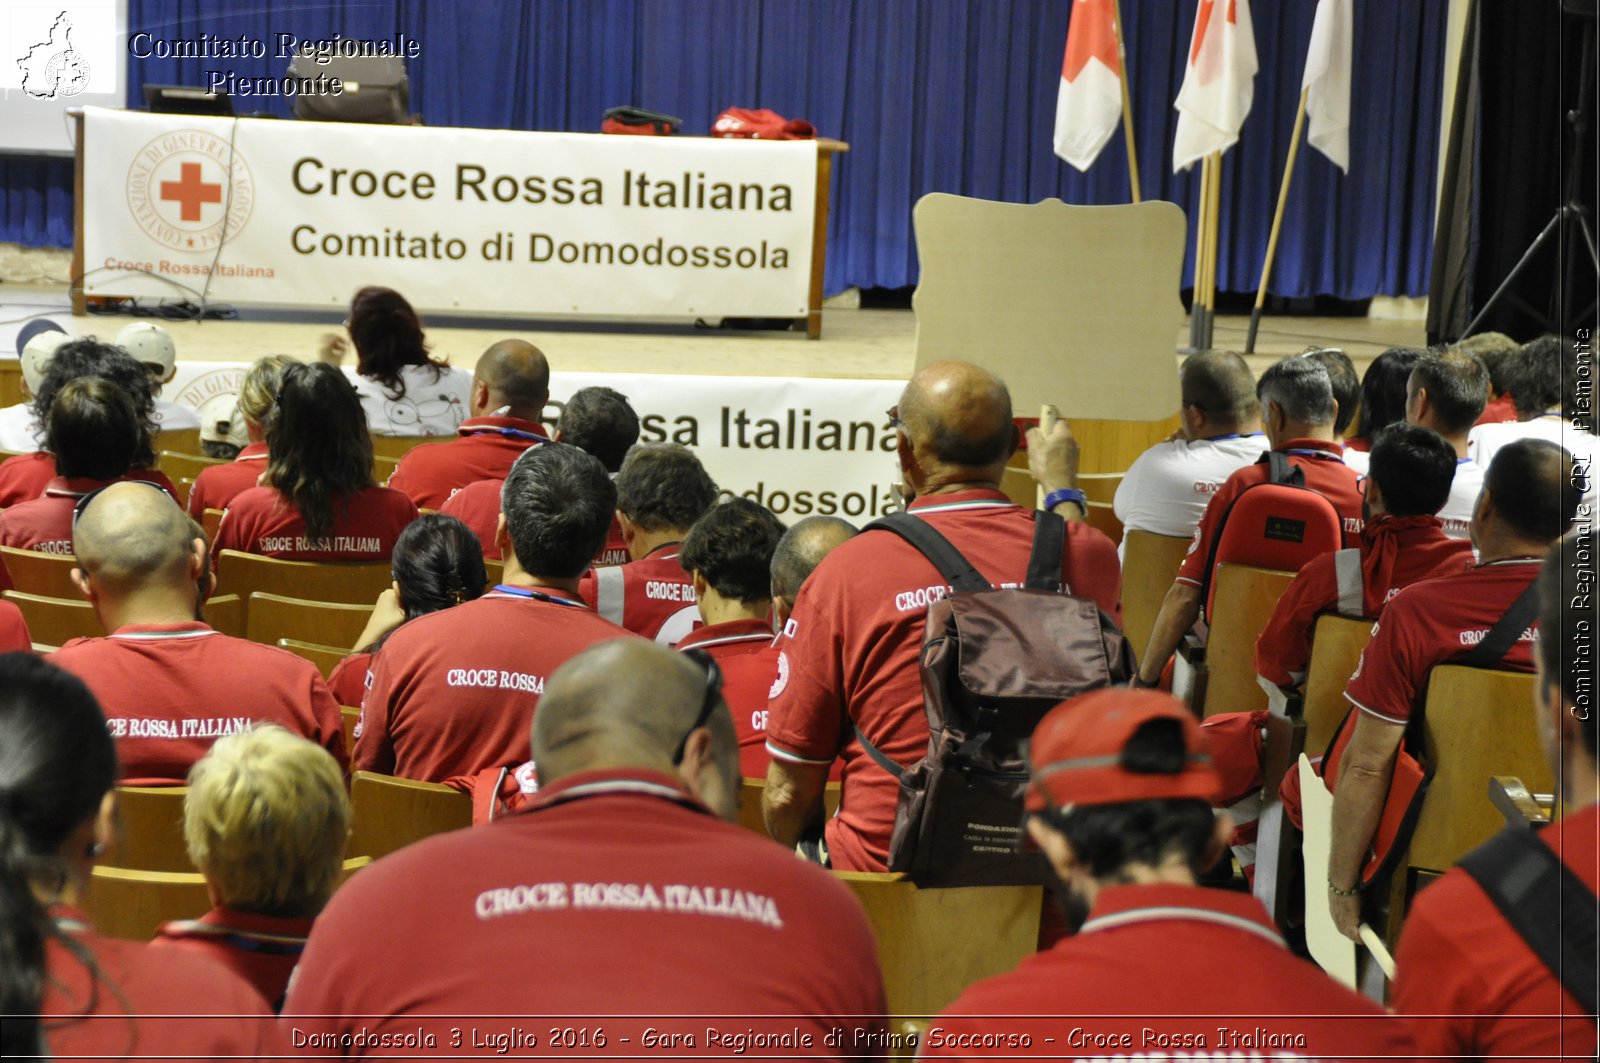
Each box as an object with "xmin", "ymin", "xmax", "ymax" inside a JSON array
[
  {"xmin": 29, "ymin": 340, "xmax": 158, "ymax": 467},
  {"xmin": 0, "ymin": 654, "xmax": 119, "ymax": 1057},
  {"xmin": 265, "ymin": 362, "xmax": 374, "ymax": 544},
  {"xmin": 46, "ymin": 378, "xmax": 142, "ymax": 481},
  {"xmin": 361, "ymin": 514, "xmax": 487, "ymax": 653},
  {"xmin": 345, "ymin": 286, "xmax": 448, "ymax": 400},
  {"xmin": 1353, "ymin": 347, "xmax": 1426, "ymax": 442}
]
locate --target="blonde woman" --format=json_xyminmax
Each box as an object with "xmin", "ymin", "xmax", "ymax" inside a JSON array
[
  {"xmin": 149, "ymin": 724, "xmax": 351, "ymax": 1011},
  {"xmin": 185, "ymin": 355, "xmax": 296, "ymax": 518}
]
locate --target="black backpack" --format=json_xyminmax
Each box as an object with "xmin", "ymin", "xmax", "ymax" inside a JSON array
[{"xmin": 855, "ymin": 510, "xmax": 1133, "ymax": 887}]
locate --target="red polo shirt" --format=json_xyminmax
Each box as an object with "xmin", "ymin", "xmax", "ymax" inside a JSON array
[
  {"xmin": 0, "ymin": 473, "xmax": 181, "ymax": 592},
  {"xmin": 1174, "ymin": 439, "xmax": 1364, "ymax": 587},
  {"xmin": 185, "ymin": 441, "xmax": 268, "ymax": 518},
  {"xmin": 0, "ymin": 599, "xmax": 31, "ymax": 652},
  {"xmin": 924, "ymin": 883, "xmax": 1410, "ymax": 1059},
  {"xmin": 386, "ymin": 416, "xmax": 548, "ymax": 510},
  {"xmin": 0, "ymin": 453, "xmax": 177, "ymax": 509},
  {"xmin": 1394, "ymin": 803, "xmax": 1599, "ymax": 1060},
  {"xmin": 1345, "ymin": 558, "xmax": 1542, "ymax": 726},
  {"xmin": 150, "ymin": 906, "xmax": 313, "ymax": 1012},
  {"xmin": 438, "ymin": 476, "xmax": 503, "ymax": 559},
  {"xmin": 328, "ymin": 649, "xmax": 373, "ymax": 708},
  {"xmin": 214, "ymin": 484, "xmax": 417, "ymax": 563},
  {"xmin": 43, "ymin": 907, "xmax": 283, "ymax": 1059},
  {"xmin": 355, "ymin": 585, "xmax": 636, "ymax": 782},
  {"xmin": 595, "ymin": 517, "xmax": 629, "ymax": 567},
  {"xmin": 676, "ymin": 618, "xmax": 784, "ymax": 779},
  {"xmin": 49, "ymin": 622, "xmax": 346, "ymax": 781},
  {"xmin": 764, "ymin": 488, "xmax": 1122, "ymax": 872},
  {"xmin": 1254, "ymin": 515, "xmax": 1474, "ymax": 687},
  {"xmin": 282, "ymin": 768, "xmax": 886, "ymax": 1053},
  {"xmin": 578, "ymin": 542, "xmax": 700, "ymax": 643}
]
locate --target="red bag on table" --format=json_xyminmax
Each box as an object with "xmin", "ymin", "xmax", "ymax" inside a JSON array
[{"xmin": 711, "ymin": 107, "xmax": 816, "ymax": 140}]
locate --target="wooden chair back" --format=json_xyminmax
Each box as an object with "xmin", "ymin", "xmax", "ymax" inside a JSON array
[
  {"xmin": 1199, "ymin": 563, "xmax": 1297, "ymax": 718},
  {"xmin": 1120, "ymin": 531, "xmax": 1191, "ymax": 667},
  {"xmin": 246, "ymin": 592, "xmax": 372, "ymax": 649},
  {"xmin": 200, "ymin": 593, "xmax": 245, "ymax": 638},
  {"xmin": 2, "ymin": 590, "xmax": 100, "ymax": 645},
  {"xmin": 278, "ymin": 638, "xmax": 350, "ymax": 679},
  {"xmin": 834, "ymin": 872, "xmax": 1042, "ymax": 1018},
  {"xmin": 372, "ymin": 454, "xmax": 401, "ymax": 483},
  {"xmin": 85, "ymin": 866, "xmax": 212, "ymax": 941},
  {"xmin": 1410, "ymin": 666, "xmax": 1551, "ymax": 875},
  {"xmin": 1300, "ymin": 614, "xmax": 1375, "ymax": 756},
  {"xmin": 214, "ymin": 551, "xmax": 393, "ymax": 606},
  {"xmin": 0, "ymin": 546, "xmax": 79, "ymax": 598},
  {"xmin": 201, "ymin": 507, "xmax": 225, "ymax": 542},
  {"xmin": 340, "ymin": 705, "xmax": 361, "ymax": 752},
  {"xmin": 347, "ymin": 771, "xmax": 472, "ymax": 860},
  {"xmin": 484, "ymin": 558, "xmax": 504, "ymax": 587},
  {"xmin": 155, "ymin": 428, "xmax": 201, "ymax": 456},
  {"xmin": 157, "ymin": 450, "xmax": 226, "ymax": 483},
  {"xmin": 369, "ymin": 435, "xmax": 438, "ymax": 459},
  {"xmin": 1077, "ymin": 471, "xmax": 1125, "ymax": 546},
  {"xmin": 107, "ymin": 785, "xmax": 193, "ymax": 873},
  {"xmin": 734, "ymin": 778, "xmax": 841, "ymax": 836}
]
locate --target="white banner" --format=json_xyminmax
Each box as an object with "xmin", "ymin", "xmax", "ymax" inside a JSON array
[
  {"xmin": 82, "ymin": 107, "xmax": 817, "ymax": 318},
  {"xmin": 165, "ymin": 363, "xmax": 906, "ymax": 523}
]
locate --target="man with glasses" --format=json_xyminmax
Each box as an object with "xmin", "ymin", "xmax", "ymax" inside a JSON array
[
  {"xmin": 48, "ymin": 481, "xmax": 345, "ymax": 780},
  {"xmin": 762, "ymin": 360, "xmax": 1122, "ymax": 870},
  {"xmin": 287, "ymin": 639, "xmax": 887, "ymax": 1050}
]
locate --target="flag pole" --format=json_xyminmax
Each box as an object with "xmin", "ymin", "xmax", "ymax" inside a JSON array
[
  {"xmin": 1110, "ymin": 0, "xmax": 1141, "ymax": 203},
  {"xmin": 1190, "ymin": 155, "xmax": 1212, "ymax": 349},
  {"xmin": 1246, "ymin": 87, "xmax": 1310, "ymax": 354},
  {"xmin": 1205, "ymin": 150, "xmax": 1223, "ymax": 349}
]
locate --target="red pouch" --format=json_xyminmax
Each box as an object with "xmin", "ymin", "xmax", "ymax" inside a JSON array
[{"xmin": 711, "ymin": 107, "xmax": 816, "ymax": 140}]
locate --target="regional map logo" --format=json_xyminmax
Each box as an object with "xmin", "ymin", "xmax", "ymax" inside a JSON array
[
  {"xmin": 126, "ymin": 130, "xmax": 255, "ymax": 252},
  {"xmin": 17, "ymin": 11, "xmax": 91, "ymax": 99}
]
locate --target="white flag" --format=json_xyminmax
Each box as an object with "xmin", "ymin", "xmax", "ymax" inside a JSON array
[
  {"xmin": 1302, "ymin": 0, "xmax": 1353, "ymax": 171},
  {"xmin": 1172, "ymin": 0, "xmax": 1259, "ymax": 172},
  {"xmin": 1053, "ymin": 0, "xmax": 1123, "ymax": 171}
]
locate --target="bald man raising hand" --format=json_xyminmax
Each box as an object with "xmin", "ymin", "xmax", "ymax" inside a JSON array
[
  {"xmin": 387, "ymin": 339, "xmax": 552, "ymax": 509},
  {"xmin": 762, "ymin": 361, "xmax": 1122, "ymax": 870},
  {"xmin": 286, "ymin": 640, "xmax": 886, "ymax": 1049},
  {"xmin": 51, "ymin": 481, "xmax": 345, "ymax": 781}
]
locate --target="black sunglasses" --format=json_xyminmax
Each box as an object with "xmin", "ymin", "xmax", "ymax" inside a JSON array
[
  {"xmin": 71, "ymin": 480, "xmax": 178, "ymax": 529},
  {"xmin": 673, "ymin": 649, "xmax": 725, "ymax": 766}
]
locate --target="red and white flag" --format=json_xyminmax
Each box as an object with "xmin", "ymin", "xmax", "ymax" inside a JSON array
[
  {"xmin": 1053, "ymin": 0, "xmax": 1123, "ymax": 171},
  {"xmin": 1302, "ymin": 0, "xmax": 1353, "ymax": 171},
  {"xmin": 1172, "ymin": 0, "xmax": 1258, "ymax": 172}
]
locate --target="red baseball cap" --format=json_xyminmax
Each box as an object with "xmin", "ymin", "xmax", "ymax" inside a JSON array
[{"xmin": 1024, "ymin": 689, "xmax": 1220, "ymax": 813}]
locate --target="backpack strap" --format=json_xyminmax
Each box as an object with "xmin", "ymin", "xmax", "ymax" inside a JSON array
[
  {"xmin": 1024, "ymin": 509, "xmax": 1067, "ymax": 591},
  {"xmin": 1457, "ymin": 826, "xmax": 1600, "ymax": 1017},
  {"xmin": 852, "ymin": 720, "xmax": 904, "ymax": 779},
  {"xmin": 865, "ymin": 512, "xmax": 989, "ymax": 593},
  {"xmin": 1266, "ymin": 450, "xmax": 1305, "ymax": 487},
  {"xmin": 1456, "ymin": 580, "xmax": 1541, "ymax": 669}
]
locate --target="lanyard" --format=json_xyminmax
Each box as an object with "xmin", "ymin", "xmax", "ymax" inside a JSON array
[
  {"xmin": 1205, "ymin": 432, "xmax": 1264, "ymax": 443},
  {"xmin": 462, "ymin": 426, "xmax": 547, "ymax": 443},
  {"xmin": 489, "ymin": 584, "xmax": 587, "ymax": 608},
  {"xmin": 1282, "ymin": 447, "xmax": 1342, "ymax": 462}
]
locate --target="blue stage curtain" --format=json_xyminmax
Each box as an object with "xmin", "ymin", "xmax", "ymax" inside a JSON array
[{"xmin": 0, "ymin": 0, "xmax": 1445, "ymax": 300}]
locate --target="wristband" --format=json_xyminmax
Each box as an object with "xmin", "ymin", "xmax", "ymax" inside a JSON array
[
  {"xmin": 1327, "ymin": 878, "xmax": 1361, "ymax": 897},
  {"xmin": 1042, "ymin": 487, "xmax": 1088, "ymax": 518}
]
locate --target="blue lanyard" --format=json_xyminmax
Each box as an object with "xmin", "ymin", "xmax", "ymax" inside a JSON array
[
  {"xmin": 491, "ymin": 584, "xmax": 586, "ymax": 608},
  {"xmin": 1206, "ymin": 432, "xmax": 1264, "ymax": 443},
  {"xmin": 462, "ymin": 426, "xmax": 547, "ymax": 443},
  {"xmin": 1282, "ymin": 447, "xmax": 1342, "ymax": 462}
]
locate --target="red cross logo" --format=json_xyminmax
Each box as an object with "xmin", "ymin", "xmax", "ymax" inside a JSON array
[{"xmin": 159, "ymin": 162, "xmax": 222, "ymax": 222}]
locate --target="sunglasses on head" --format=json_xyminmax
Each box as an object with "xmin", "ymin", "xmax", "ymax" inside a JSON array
[
  {"xmin": 71, "ymin": 480, "xmax": 178, "ymax": 529},
  {"xmin": 673, "ymin": 649, "xmax": 725, "ymax": 766}
]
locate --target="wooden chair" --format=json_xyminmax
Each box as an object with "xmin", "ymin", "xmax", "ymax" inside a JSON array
[
  {"xmin": 246, "ymin": 592, "xmax": 372, "ymax": 649},
  {"xmin": 201, "ymin": 507, "xmax": 225, "ymax": 542},
  {"xmin": 155, "ymin": 428, "xmax": 201, "ymax": 456},
  {"xmin": 1120, "ymin": 531, "xmax": 1191, "ymax": 668},
  {"xmin": 1299, "ymin": 614, "xmax": 1375, "ymax": 756},
  {"xmin": 278, "ymin": 638, "xmax": 350, "ymax": 679},
  {"xmin": 340, "ymin": 705, "xmax": 361, "ymax": 752},
  {"xmin": 106, "ymin": 785, "xmax": 192, "ymax": 872},
  {"xmin": 214, "ymin": 551, "xmax": 394, "ymax": 607},
  {"xmin": 1077, "ymin": 471, "xmax": 1125, "ymax": 546},
  {"xmin": 834, "ymin": 872, "xmax": 1042, "ymax": 1018},
  {"xmin": 0, "ymin": 546, "xmax": 79, "ymax": 598},
  {"xmin": 347, "ymin": 771, "xmax": 472, "ymax": 860},
  {"xmin": 200, "ymin": 593, "xmax": 246, "ymax": 637},
  {"xmin": 369, "ymin": 434, "xmax": 438, "ymax": 460},
  {"xmin": 1196, "ymin": 563, "xmax": 1297, "ymax": 718},
  {"xmin": 1488, "ymin": 775, "xmax": 1556, "ymax": 828},
  {"xmin": 484, "ymin": 558, "xmax": 504, "ymax": 587},
  {"xmin": 2, "ymin": 590, "xmax": 100, "ymax": 645},
  {"xmin": 157, "ymin": 450, "xmax": 227, "ymax": 483},
  {"xmin": 85, "ymin": 866, "xmax": 212, "ymax": 941},
  {"xmin": 372, "ymin": 454, "xmax": 401, "ymax": 483},
  {"xmin": 734, "ymin": 778, "xmax": 841, "ymax": 836},
  {"xmin": 87, "ymin": 856, "xmax": 373, "ymax": 942}
]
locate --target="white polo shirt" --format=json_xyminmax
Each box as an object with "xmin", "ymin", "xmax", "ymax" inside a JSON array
[
  {"xmin": 1437, "ymin": 457, "xmax": 1484, "ymax": 539},
  {"xmin": 1112, "ymin": 432, "xmax": 1269, "ymax": 552}
]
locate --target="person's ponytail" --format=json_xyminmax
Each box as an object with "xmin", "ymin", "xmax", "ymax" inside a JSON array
[{"xmin": 0, "ymin": 808, "xmax": 49, "ymax": 1057}]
